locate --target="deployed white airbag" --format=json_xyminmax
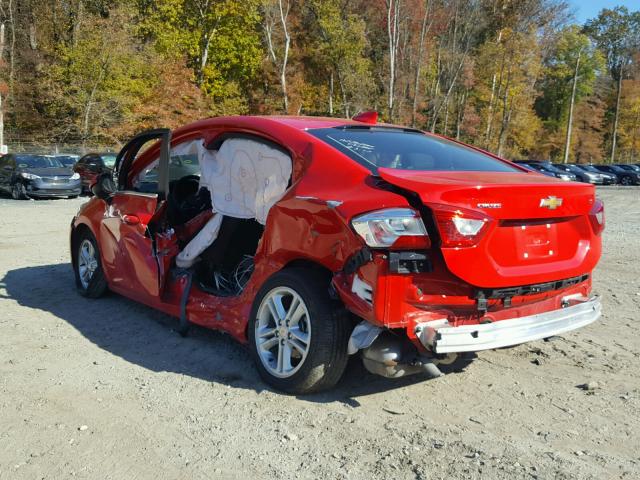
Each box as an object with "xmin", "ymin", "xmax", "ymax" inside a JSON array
[{"xmin": 199, "ymin": 138, "xmax": 292, "ymax": 225}]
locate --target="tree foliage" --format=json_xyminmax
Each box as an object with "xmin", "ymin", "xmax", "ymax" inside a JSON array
[{"xmin": 0, "ymin": 0, "xmax": 638, "ymax": 162}]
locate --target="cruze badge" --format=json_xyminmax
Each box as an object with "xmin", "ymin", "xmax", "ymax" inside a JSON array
[
  {"xmin": 540, "ymin": 196, "xmax": 563, "ymax": 209},
  {"xmin": 477, "ymin": 202, "xmax": 502, "ymax": 209}
]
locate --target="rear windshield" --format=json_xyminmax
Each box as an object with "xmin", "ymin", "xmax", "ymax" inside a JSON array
[
  {"xmin": 16, "ymin": 155, "xmax": 63, "ymax": 168},
  {"xmin": 309, "ymin": 127, "xmax": 520, "ymax": 173}
]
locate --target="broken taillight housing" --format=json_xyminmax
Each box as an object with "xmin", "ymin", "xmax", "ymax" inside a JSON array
[
  {"xmin": 589, "ymin": 198, "xmax": 605, "ymax": 235},
  {"xmin": 351, "ymin": 208, "xmax": 430, "ymax": 249},
  {"xmin": 431, "ymin": 204, "xmax": 491, "ymax": 248}
]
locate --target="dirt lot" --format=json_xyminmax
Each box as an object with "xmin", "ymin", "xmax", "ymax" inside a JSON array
[{"xmin": 0, "ymin": 188, "xmax": 639, "ymax": 480}]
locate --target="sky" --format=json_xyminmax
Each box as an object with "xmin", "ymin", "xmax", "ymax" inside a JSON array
[{"xmin": 569, "ymin": 0, "xmax": 639, "ymax": 24}]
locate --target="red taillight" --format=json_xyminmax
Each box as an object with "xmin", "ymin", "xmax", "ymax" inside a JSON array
[
  {"xmin": 390, "ymin": 234, "xmax": 431, "ymax": 249},
  {"xmin": 431, "ymin": 204, "xmax": 492, "ymax": 248},
  {"xmin": 351, "ymin": 208, "xmax": 430, "ymax": 249},
  {"xmin": 589, "ymin": 198, "xmax": 605, "ymax": 235}
]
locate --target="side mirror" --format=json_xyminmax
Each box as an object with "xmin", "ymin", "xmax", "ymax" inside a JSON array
[{"xmin": 91, "ymin": 172, "xmax": 116, "ymax": 202}]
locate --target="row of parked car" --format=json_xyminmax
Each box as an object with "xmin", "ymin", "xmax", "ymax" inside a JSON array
[
  {"xmin": 0, "ymin": 152, "xmax": 116, "ymax": 199},
  {"xmin": 0, "ymin": 150, "xmax": 637, "ymax": 200},
  {"xmin": 515, "ymin": 160, "xmax": 640, "ymax": 185}
]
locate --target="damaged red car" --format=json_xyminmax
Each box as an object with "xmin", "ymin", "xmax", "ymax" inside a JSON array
[{"xmin": 69, "ymin": 114, "xmax": 603, "ymax": 393}]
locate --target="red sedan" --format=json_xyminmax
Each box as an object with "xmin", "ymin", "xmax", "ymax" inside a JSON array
[{"xmin": 70, "ymin": 115, "xmax": 604, "ymax": 393}]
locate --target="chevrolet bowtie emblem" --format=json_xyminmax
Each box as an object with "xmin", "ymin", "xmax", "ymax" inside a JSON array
[{"xmin": 540, "ymin": 196, "xmax": 563, "ymax": 209}]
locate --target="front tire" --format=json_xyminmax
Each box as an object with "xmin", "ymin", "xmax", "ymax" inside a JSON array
[
  {"xmin": 620, "ymin": 175, "xmax": 632, "ymax": 186},
  {"xmin": 248, "ymin": 268, "xmax": 351, "ymax": 394},
  {"xmin": 11, "ymin": 182, "xmax": 28, "ymax": 200},
  {"xmin": 73, "ymin": 230, "xmax": 108, "ymax": 298}
]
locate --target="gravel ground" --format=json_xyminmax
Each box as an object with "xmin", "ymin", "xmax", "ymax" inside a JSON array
[{"xmin": 0, "ymin": 188, "xmax": 639, "ymax": 480}]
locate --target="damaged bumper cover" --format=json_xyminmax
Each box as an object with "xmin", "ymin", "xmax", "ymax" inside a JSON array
[{"xmin": 415, "ymin": 295, "xmax": 601, "ymax": 354}]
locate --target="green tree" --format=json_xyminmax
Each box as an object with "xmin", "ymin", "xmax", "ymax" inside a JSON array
[
  {"xmin": 138, "ymin": 0, "xmax": 262, "ymax": 113},
  {"xmin": 475, "ymin": 28, "xmax": 543, "ymax": 158},
  {"xmin": 537, "ymin": 26, "xmax": 603, "ymax": 162},
  {"xmin": 585, "ymin": 6, "xmax": 640, "ymax": 162},
  {"xmin": 44, "ymin": 8, "xmax": 155, "ymax": 146},
  {"xmin": 306, "ymin": 0, "xmax": 373, "ymax": 117}
]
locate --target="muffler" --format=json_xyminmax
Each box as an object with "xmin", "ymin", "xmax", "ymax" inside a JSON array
[{"xmin": 360, "ymin": 332, "xmax": 450, "ymax": 379}]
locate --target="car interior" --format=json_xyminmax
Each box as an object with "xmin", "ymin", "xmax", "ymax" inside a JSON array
[{"xmin": 139, "ymin": 135, "xmax": 292, "ymax": 297}]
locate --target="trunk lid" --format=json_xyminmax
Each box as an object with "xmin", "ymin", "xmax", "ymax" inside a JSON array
[{"xmin": 378, "ymin": 168, "xmax": 601, "ymax": 288}]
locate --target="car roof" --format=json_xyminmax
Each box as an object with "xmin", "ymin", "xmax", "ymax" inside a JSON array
[
  {"xmin": 173, "ymin": 115, "xmax": 402, "ymax": 136},
  {"xmin": 127, "ymin": 114, "xmax": 524, "ymax": 181},
  {"xmin": 255, "ymin": 115, "xmax": 365, "ymax": 129}
]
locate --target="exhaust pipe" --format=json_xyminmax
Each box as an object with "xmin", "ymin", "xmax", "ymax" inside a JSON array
[{"xmin": 360, "ymin": 332, "xmax": 450, "ymax": 379}]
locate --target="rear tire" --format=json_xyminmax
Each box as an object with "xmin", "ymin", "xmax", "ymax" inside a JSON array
[
  {"xmin": 248, "ymin": 268, "xmax": 351, "ymax": 394},
  {"xmin": 11, "ymin": 182, "xmax": 28, "ymax": 200},
  {"xmin": 73, "ymin": 229, "xmax": 108, "ymax": 298},
  {"xmin": 621, "ymin": 176, "xmax": 631, "ymax": 186}
]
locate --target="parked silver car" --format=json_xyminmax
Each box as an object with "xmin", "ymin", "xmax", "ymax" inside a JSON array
[{"xmin": 0, "ymin": 153, "xmax": 82, "ymax": 199}]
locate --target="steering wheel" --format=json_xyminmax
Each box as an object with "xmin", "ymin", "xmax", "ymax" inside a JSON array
[{"xmin": 169, "ymin": 175, "xmax": 201, "ymax": 203}]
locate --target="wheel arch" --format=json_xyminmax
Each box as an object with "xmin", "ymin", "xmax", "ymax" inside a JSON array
[
  {"xmin": 243, "ymin": 258, "xmax": 338, "ymax": 340},
  {"xmin": 281, "ymin": 258, "xmax": 334, "ymax": 283}
]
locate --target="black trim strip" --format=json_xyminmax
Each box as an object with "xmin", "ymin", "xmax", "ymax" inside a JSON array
[{"xmin": 476, "ymin": 274, "xmax": 590, "ymax": 300}]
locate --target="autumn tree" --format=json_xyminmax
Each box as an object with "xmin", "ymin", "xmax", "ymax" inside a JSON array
[
  {"xmin": 305, "ymin": 0, "xmax": 373, "ymax": 117},
  {"xmin": 585, "ymin": 7, "xmax": 640, "ymax": 162},
  {"xmin": 536, "ymin": 25, "xmax": 603, "ymax": 162},
  {"xmin": 3, "ymin": 0, "xmax": 638, "ymax": 166},
  {"xmin": 618, "ymin": 63, "xmax": 640, "ymax": 162}
]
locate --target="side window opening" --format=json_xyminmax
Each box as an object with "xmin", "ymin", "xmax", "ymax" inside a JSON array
[
  {"xmin": 170, "ymin": 136, "xmax": 293, "ymax": 297},
  {"xmin": 134, "ymin": 139, "xmax": 203, "ymax": 193}
]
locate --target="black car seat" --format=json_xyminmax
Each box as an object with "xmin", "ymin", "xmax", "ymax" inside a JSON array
[
  {"xmin": 196, "ymin": 217, "xmax": 264, "ymax": 283},
  {"xmin": 166, "ymin": 175, "xmax": 211, "ymax": 227}
]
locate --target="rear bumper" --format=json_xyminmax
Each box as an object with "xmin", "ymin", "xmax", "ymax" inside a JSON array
[{"xmin": 415, "ymin": 295, "xmax": 601, "ymax": 353}]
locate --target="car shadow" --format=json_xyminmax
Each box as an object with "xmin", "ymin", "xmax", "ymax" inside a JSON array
[
  {"xmin": 0, "ymin": 193, "xmax": 77, "ymax": 201},
  {"xmin": 0, "ymin": 263, "xmax": 474, "ymax": 403}
]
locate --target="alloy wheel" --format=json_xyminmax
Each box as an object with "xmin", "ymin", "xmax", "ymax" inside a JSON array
[
  {"xmin": 255, "ymin": 287, "xmax": 311, "ymax": 378},
  {"xmin": 77, "ymin": 239, "xmax": 98, "ymax": 289}
]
